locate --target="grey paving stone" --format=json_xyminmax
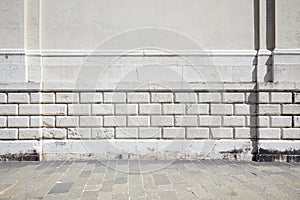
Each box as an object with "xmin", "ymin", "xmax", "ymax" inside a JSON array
[
  {"xmin": 114, "ymin": 177, "xmax": 127, "ymax": 184},
  {"xmin": 158, "ymin": 190, "xmax": 178, "ymax": 200},
  {"xmin": 48, "ymin": 182, "xmax": 73, "ymax": 194},
  {"xmin": 153, "ymin": 173, "xmax": 171, "ymax": 185},
  {"xmin": 79, "ymin": 170, "xmax": 91, "ymax": 178}
]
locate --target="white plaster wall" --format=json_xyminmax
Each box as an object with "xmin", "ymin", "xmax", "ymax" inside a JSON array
[
  {"xmin": 41, "ymin": 0, "xmax": 254, "ymax": 50},
  {"xmin": 276, "ymin": 0, "xmax": 300, "ymax": 49},
  {"xmin": 0, "ymin": 0, "xmax": 24, "ymax": 49}
]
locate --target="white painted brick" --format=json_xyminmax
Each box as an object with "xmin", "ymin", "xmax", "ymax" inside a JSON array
[
  {"xmin": 8, "ymin": 116, "xmax": 29, "ymax": 128},
  {"xmin": 8, "ymin": 93, "xmax": 29, "ymax": 103},
  {"xmin": 293, "ymin": 116, "xmax": 300, "ymax": 127},
  {"xmin": 211, "ymin": 128, "xmax": 233, "ymax": 139},
  {"xmin": 186, "ymin": 128, "xmax": 209, "ymax": 139},
  {"xmin": 271, "ymin": 92, "xmax": 292, "ymax": 103},
  {"xmin": 127, "ymin": 92, "xmax": 149, "ymax": 103},
  {"xmin": 235, "ymin": 128, "xmax": 255, "ymax": 139},
  {"xmin": 223, "ymin": 93, "xmax": 245, "ymax": 103},
  {"xmin": 43, "ymin": 128, "xmax": 67, "ymax": 139},
  {"xmin": 235, "ymin": 104, "xmax": 256, "ymax": 115},
  {"xmin": 259, "ymin": 105, "xmax": 281, "ymax": 115},
  {"xmin": 0, "ymin": 105, "xmax": 18, "ymax": 115},
  {"xmin": 199, "ymin": 93, "xmax": 221, "ymax": 103},
  {"xmin": 116, "ymin": 128, "xmax": 138, "ymax": 138},
  {"xmin": 139, "ymin": 127, "xmax": 161, "ymax": 138},
  {"xmin": 68, "ymin": 128, "xmax": 91, "ymax": 139},
  {"xmin": 151, "ymin": 116, "xmax": 174, "ymax": 126},
  {"xmin": 128, "ymin": 116, "xmax": 150, "ymax": 126},
  {"xmin": 139, "ymin": 104, "xmax": 161, "ymax": 114},
  {"xmin": 295, "ymin": 93, "xmax": 300, "ymax": 103},
  {"xmin": 30, "ymin": 93, "xmax": 55, "ymax": 103},
  {"xmin": 56, "ymin": 116, "xmax": 79, "ymax": 127},
  {"xmin": 115, "ymin": 104, "xmax": 137, "ymax": 115},
  {"xmin": 92, "ymin": 104, "xmax": 114, "ymax": 115},
  {"xmin": 186, "ymin": 104, "xmax": 209, "ymax": 115},
  {"xmin": 223, "ymin": 116, "xmax": 245, "ymax": 126},
  {"xmin": 68, "ymin": 104, "xmax": 91, "ymax": 115},
  {"xmin": 163, "ymin": 128, "xmax": 185, "ymax": 139},
  {"xmin": 0, "ymin": 129, "xmax": 18, "ymax": 139},
  {"xmin": 258, "ymin": 92, "xmax": 269, "ymax": 103},
  {"xmin": 259, "ymin": 128, "xmax": 280, "ymax": 139},
  {"xmin": 42, "ymin": 104, "xmax": 67, "ymax": 115},
  {"xmin": 80, "ymin": 92, "xmax": 103, "ymax": 103},
  {"xmin": 282, "ymin": 105, "xmax": 300, "ymax": 115},
  {"xmin": 245, "ymin": 116, "xmax": 257, "ymax": 127},
  {"xmin": 270, "ymin": 116, "xmax": 292, "ymax": 127},
  {"xmin": 175, "ymin": 93, "xmax": 197, "ymax": 103},
  {"xmin": 56, "ymin": 93, "xmax": 79, "ymax": 103},
  {"xmin": 104, "ymin": 116, "xmax": 126, "ymax": 127},
  {"xmin": 0, "ymin": 117, "xmax": 6, "ymax": 128},
  {"xmin": 211, "ymin": 104, "xmax": 233, "ymax": 115},
  {"xmin": 151, "ymin": 92, "xmax": 173, "ymax": 103},
  {"xmin": 175, "ymin": 116, "xmax": 198, "ymax": 126},
  {"xmin": 91, "ymin": 128, "xmax": 114, "ymax": 139},
  {"xmin": 199, "ymin": 116, "xmax": 221, "ymax": 127},
  {"xmin": 0, "ymin": 93, "xmax": 7, "ymax": 103},
  {"xmin": 30, "ymin": 116, "xmax": 55, "ymax": 127},
  {"xmin": 163, "ymin": 104, "xmax": 185, "ymax": 114},
  {"xmin": 79, "ymin": 116, "xmax": 102, "ymax": 127},
  {"xmin": 258, "ymin": 116, "xmax": 269, "ymax": 127},
  {"xmin": 19, "ymin": 105, "xmax": 40, "ymax": 115},
  {"xmin": 245, "ymin": 92, "xmax": 257, "ymax": 103},
  {"xmin": 19, "ymin": 129, "xmax": 41, "ymax": 139},
  {"xmin": 282, "ymin": 128, "xmax": 300, "ymax": 139},
  {"xmin": 104, "ymin": 92, "xmax": 126, "ymax": 103}
]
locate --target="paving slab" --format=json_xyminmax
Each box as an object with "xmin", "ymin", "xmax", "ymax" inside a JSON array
[{"xmin": 0, "ymin": 160, "xmax": 298, "ymax": 199}]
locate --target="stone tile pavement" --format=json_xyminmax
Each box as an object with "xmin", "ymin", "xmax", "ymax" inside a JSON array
[{"xmin": 0, "ymin": 160, "xmax": 299, "ymax": 199}]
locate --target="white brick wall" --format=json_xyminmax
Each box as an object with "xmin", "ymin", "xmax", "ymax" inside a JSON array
[
  {"xmin": 8, "ymin": 116, "xmax": 29, "ymax": 128},
  {"xmin": 104, "ymin": 116, "xmax": 126, "ymax": 127},
  {"xmin": 8, "ymin": 93, "xmax": 29, "ymax": 103},
  {"xmin": 175, "ymin": 116, "xmax": 198, "ymax": 126},
  {"xmin": 139, "ymin": 104, "xmax": 161, "ymax": 114},
  {"xmin": 175, "ymin": 93, "xmax": 197, "ymax": 103},
  {"xmin": 115, "ymin": 104, "xmax": 138, "ymax": 115},
  {"xmin": 163, "ymin": 104, "xmax": 185, "ymax": 114},
  {"xmin": 91, "ymin": 128, "xmax": 114, "ymax": 139},
  {"xmin": 68, "ymin": 104, "xmax": 91, "ymax": 115},
  {"xmin": 127, "ymin": 92, "xmax": 149, "ymax": 103},
  {"xmin": 186, "ymin": 128, "xmax": 209, "ymax": 139},
  {"xmin": 163, "ymin": 128, "xmax": 185, "ymax": 138},
  {"xmin": 0, "ymin": 93, "xmax": 7, "ymax": 103},
  {"xmin": 223, "ymin": 93, "xmax": 245, "ymax": 103},
  {"xmin": 139, "ymin": 127, "xmax": 161, "ymax": 138},
  {"xmin": 151, "ymin": 116, "xmax": 174, "ymax": 127},
  {"xmin": 19, "ymin": 129, "xmax": 41, "ymax": 139},
  {"xmin": 0, "ymin": 90, "xmax": 299, "ymax": 157},
  {"xmin": 31, "ymin": 93, "xmax": 55, "ymax": 103},
  {"xmin": 211, "ymin": 104, "xmax": 233, "ymax": 115},
  {"xmin": 186, "ymin": 104, "xmax": 209, "ymax": 115},
  {"xmin": 79, "ymin": 116, "xmax": 102, "ymax": 127},
  {"xmin": 211, "ymin": 128, "xmax": 233, "ymax": 139},
  {"xmin": 56, "ymin": 93, "xmax": 79, "ymax": 103},
  {"xmin": 80, "ymin": 92, "xmax": 103, "ymax": 103},
  {"xmin": 128, "ymin": 116, "xmax": 150, "ymax": 127},
  {"xmin": 92, "ymin": 104, "xmax": 114, "ymax": 115},
  {"xmin": 0, "ymin": 105, "xmax": 18, "ymax": 115},
  {"xmin": 151, "ymin": 93, "xmax": 173, "ymax": 103},
  {"xmin": 116, "ymin": 128, "xmax": 138, "ymax": 138}
]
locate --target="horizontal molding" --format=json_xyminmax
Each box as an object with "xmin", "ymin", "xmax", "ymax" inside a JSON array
[
  {"xmin": 0, "ymin": 49, "xmax": 258, "ymax": 57},
  {"xmin": 1, "ymin": 48, "xmax": 300, "ymax": 56}
]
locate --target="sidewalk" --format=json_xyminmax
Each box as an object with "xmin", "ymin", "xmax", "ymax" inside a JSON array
[{"xmin": 0, "ymin": 160, "xmax": 299, "ymax": 199}]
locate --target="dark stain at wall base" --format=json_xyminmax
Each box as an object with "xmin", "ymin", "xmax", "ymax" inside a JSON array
[
  {"xmin": 0, "ymin": 150, "xmax": 40, "ymax": 161},
  {"xmin": 257, "ymin": 148, "xmax": 300, "ymax": 162}
]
